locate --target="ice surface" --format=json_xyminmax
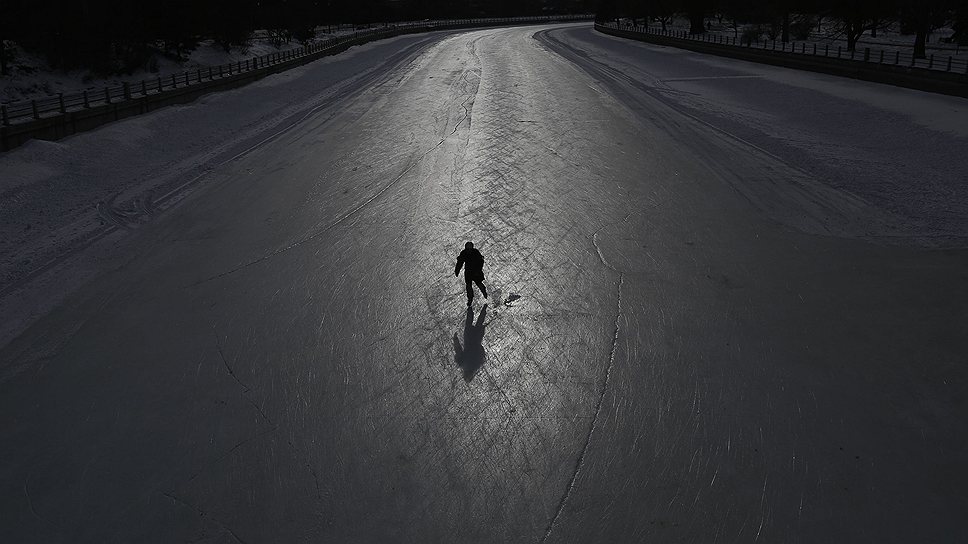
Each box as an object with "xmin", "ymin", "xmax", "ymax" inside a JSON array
[{"xmin": 0, "ymin": 23, "xmax": 966, "ymax": 543}]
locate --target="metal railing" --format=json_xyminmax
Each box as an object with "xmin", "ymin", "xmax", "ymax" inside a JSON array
[
  {"xmin": 0, "ymin": 15, "xmax": 593, "ymax": 127},
  {"xmin": 598, "ymin": 22, "xmax": 968, "ymax": 78}
]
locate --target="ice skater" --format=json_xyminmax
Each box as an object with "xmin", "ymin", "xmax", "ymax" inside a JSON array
[{"xmin": 455, "ymin": 241, "xmax": 488, "ymax": 306}]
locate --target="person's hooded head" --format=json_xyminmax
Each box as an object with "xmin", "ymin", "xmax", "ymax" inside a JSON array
[{"xmin": 465, "ymin": 242, "xmax": 474, "ymax": 250}]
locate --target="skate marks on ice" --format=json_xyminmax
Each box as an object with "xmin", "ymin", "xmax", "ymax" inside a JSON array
[{"xmin": 192, "ymin": 41, "xmax": 487, "ymax": 288}]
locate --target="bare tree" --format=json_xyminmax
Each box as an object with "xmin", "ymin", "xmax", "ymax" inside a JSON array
[
  {"xmin": 684, "ymin": 0, "xmax": 709, "ymax": 33},
  {"xmin": 0, "ymin": 40, "xmax": 8, "ymax": 76},
  {"xmin": 901, "ymin": 1, "xmax": 956, "ymax": 58},
  {"xmin": 832, "ymin": 0, "xmax": 878, "ymax": 51}
]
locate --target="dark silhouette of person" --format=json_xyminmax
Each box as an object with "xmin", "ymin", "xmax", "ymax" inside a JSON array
[
  {"xmin": 455, "ymin": 241, "xmax": 488, "ymax": 307},
  {"xmin": 453, "ymin": 305, "xmax": 487, "ymax": 382}
]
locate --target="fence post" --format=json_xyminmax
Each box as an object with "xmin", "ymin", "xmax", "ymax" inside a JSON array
[
  {"xmin": 825, "ymin": 44, "xmax": 829, "ymax": 57},
  {"xmin": 58, "ymin": 93, "xmax": 66, "ymax": 113},
  {"xmin": 157, "ymin": 77, "xmax": 162, "ymax": 91},
  {"xmin": 837, "ymin": 46, "xmax": 841, "ymax": 58},
  {"xmin": 197, "ymin": 69, "xmax": 202, "ymax": 83},
  {"xmin": 879, "ymin": 50, "xmax": 884, "ymax": 64},
  {"xmin": 946, "ymin": 56, "xmax": 951, "ymax": 71},
  {"xmin": 32, "ymin": 100, "xmax": 39, "ymax": 119},
  {"xmin": 928, "ymin": 54, "xmax": 934, "ymax": 69},
  {"xmin": 83, "ymin": 90, "xmax": 89, "ymax": 108},
  {"xmin": 1, "ymin": 105, "xmax": 8, "ymax": 126},
  {"xmin": 228, "ymin": 63, "xmax": 232, "ymax": 75},
  {"xmin": 895, "ymin": 51, "xmax": 900, "ymax": 64},
  {"xmin": 142, "ymin": 80, "xmax": 147, "ymax": 95},
  {"xmin": 209, "ymin": 67, "xmax": 213, "ymax": 80},
  {"xmin": 104, "ymin": 87, "xmax": 111, "ymax": 104},
  {"xmin": 171, "ymin": 74, "xmax": 177, "ymax": 88},
  {"xmin": 863, "ymin": 48, "xmax": 870, "ymax": 62},
  {"xmin": 184, "ymin": 72, "xmax": 189, "ymax": 86},
  {"xmin": 123, "ymin": 82, "xmax": 130, "ymax": 100}
]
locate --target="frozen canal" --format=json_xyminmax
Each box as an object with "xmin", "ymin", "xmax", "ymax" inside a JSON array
[{"xmin": 1, "ymin": 23, "xmax": 967, "ymax": 542}]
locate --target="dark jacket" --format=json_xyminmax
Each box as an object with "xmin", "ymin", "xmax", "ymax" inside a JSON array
[{"xmin": 456, "ymin": 248, "xmax": 485, "ymax": 281}]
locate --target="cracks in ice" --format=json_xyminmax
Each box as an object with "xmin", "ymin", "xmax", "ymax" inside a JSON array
[
  {"xmin": 542, "ymin": 229, "xmax": 625, "ymax": 543},
  {"xmin": 450, "ymin": 69, "xmax": 479, "ymax": 136},
  {"xmin": 23, "ymin": 471, "xmax": 60, "ymax": 530},
  {"xmin": 162, "ymin": 492, "xmax": 250, "ymax": 544},
  {"xmin": 186, "ymin": 427, "xmax": 276, "ymax": 483},
  {"xmin": 212, "ymin": 325, "xmax": 271, "ymax": 424},
  {"xmin": 203, "ymin": 324, "xmax": 323, "ymax": 501}
]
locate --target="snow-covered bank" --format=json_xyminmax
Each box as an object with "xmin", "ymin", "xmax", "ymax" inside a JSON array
[
  {"xmin": 0, "ymin": 29, "xmax": 356, "ymax": 105},
  {"xmin": 548, "ymin": 26, "xmax": 968, "ymax": 248}
]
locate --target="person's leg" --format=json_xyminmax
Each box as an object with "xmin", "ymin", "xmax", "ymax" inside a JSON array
[
  {"xmin": 465, "ymin": 278, "xmax": 474, "ymax": 305},
  {"xmin": 474, "ymin": 279, "xmax": 488, "ymax": 299}
]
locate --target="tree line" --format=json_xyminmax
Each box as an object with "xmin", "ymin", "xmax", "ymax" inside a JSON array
[
  {"xmin": 596, "ymin": 0, "xmax": 968, "ymax": 57},
  {"xmin": 2, "ymin": 0, "xmax": 965, "ymax": 77},
  {"xmin": 0, "ymin": 0, "xmax": 595, "ymax": 75}
]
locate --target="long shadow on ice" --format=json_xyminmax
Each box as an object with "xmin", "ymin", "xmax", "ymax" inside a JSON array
[{"xmin": 453, "ymin": 305, "xmax": 487, "ymax": 382}]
